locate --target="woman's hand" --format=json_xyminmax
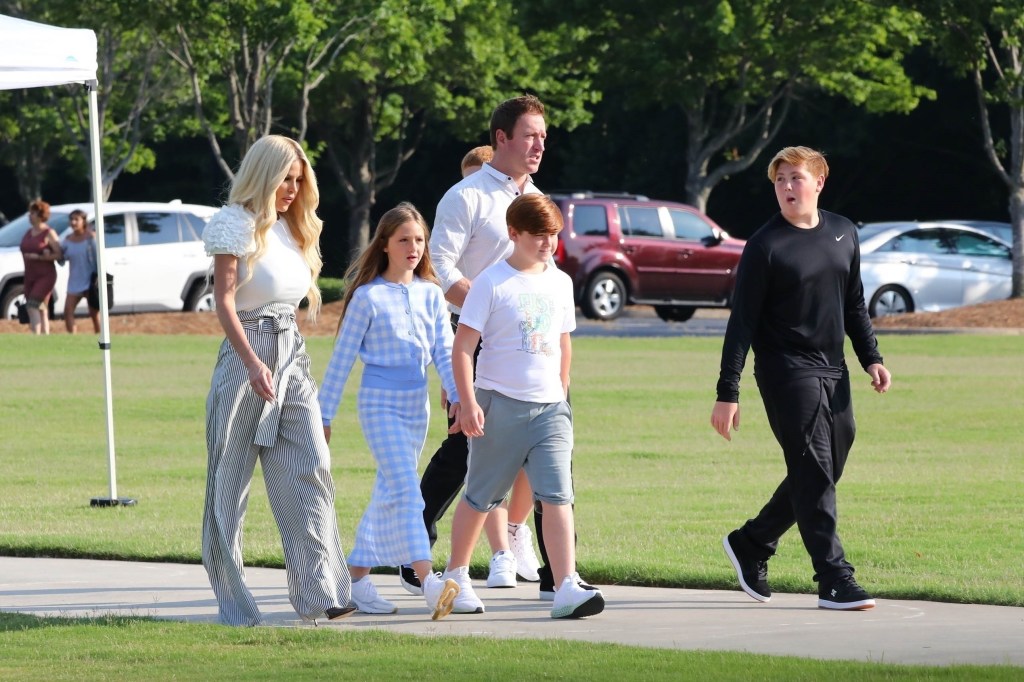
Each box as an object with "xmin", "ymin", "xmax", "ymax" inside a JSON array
[{"xmin": 246, "ymin": 359, "xmax": 275, "ymax": 402}]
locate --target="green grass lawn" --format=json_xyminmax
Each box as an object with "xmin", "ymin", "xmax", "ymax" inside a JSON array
[
  {"xmin": 1, "ymin": 331, "xmax": 1021, "ymax": 678},
  {"xmin": 0, "ymin": 613, "xmax": 1018, "ymax": 681},
  {"xmin": 2, "ymin": 333, "xmax": 1020, "ymax": 605}
]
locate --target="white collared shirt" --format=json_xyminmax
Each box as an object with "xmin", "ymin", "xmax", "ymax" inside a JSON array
[{"xmin": 429, "ymin": 163, "xmax": 541, "ymax": 314}]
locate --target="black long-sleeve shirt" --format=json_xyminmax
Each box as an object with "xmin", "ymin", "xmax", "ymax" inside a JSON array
[{"xmin": 716, "ymin": 210, "xmax": 883, "ymax": 403}]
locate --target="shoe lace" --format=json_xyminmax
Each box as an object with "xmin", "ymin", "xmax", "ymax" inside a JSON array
[
  {"xmin": 755, "ymin": 560, "xmax": 768, "ymax": 581},
  {"xmin": 833, "ymin": 575, "xmax": 858, "ymax": 590}
]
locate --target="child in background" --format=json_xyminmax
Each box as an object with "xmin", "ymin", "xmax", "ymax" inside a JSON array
[
  {"xmin": 319, "ymin": 202, "xmax": 461, "ymax": 620},
  {"xmin": 442, "ymin": 193, "xmax": 605, "ymax": 619},
  {"xmin": 59, "ymin": 209, "xmax": 100, "ymax": 334},
  {"xmin": 460, "ymin": 145, "xmax": 494, "ymax": 178}
]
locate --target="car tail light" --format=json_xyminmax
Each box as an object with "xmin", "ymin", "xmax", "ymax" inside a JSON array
[{"xmin": 554, "ymin": 235, "xmax": 566, "ymax": 265}]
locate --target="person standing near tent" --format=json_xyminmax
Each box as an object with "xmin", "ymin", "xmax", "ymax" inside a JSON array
[
  {"xmin": 59, "ymin": 209, "xmax": 100, "ymax": 334},
  {"xmin": 201, "ymin": 134, "xmax": 354, "ymax": 626},
  {"xmin": 19, "ymin": 199, "xmax": 62, "ymax": 335}
]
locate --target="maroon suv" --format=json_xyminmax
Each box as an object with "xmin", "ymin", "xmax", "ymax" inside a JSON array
[{"xmin": 551, "ymin": 192, "xmax": 746, "ymax": 321}]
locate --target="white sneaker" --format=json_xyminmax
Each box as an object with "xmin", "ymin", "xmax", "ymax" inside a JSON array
[
  {"xmin": 422, "ymin": 572, "xmax": 459, "ymax": 621},
  {"xmin": 351, "ymin": 577, "xmax": 397, "ymax": 614},
  {"xmin": 508, "ymin": 524, "xmax": 541, "ymax": 582},
  {"xmin": 540, "ymin": 575, "xmax": 596, "ymax": 602},
  {"xmin": 551, "ymin": 572, "xmax": 605, "ymax": 619},
  {"xmin": 486, "ymin": 550, "xmax": 517, "ymax": 588},
  {"xmin": 442, "ymin": 565, "xmax": 485, "ymax": 614}
]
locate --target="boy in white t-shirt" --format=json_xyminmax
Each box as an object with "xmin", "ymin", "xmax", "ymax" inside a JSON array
[{"xmin": 440, "ymin": 194, "xmax": 605, "ymax": 619}]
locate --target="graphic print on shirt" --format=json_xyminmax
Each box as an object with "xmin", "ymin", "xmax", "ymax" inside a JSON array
[{"xmin": 517, "ymin": 292, "xmax": 555, "ymax": 355}]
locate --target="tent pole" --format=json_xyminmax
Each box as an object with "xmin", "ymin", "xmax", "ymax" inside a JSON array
[{"xmin": 86, "ymin": 79, "xmax": 135, "ymax": 508}]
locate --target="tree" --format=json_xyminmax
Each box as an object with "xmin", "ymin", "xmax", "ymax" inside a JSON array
[
  {"xmin": 0, "ymin": 0, "xmax": 188, "ymax": 199},
  {"xmin": 310, "ymin": 0, "xmax": 599, "ymax": 262},
  {"xmin": 536, "ymin": 0, "xmax": 933, "ymax": 212},
  {"xmin": 159, "ymin": 0, "xmax": 338, "ymax": 179},
  {"xmin": 915, "ymin": 0, "xmax": 1024, "ymax": 297},
  {"xmin": 0, "ymin": 89, "xmax": 61, "ymax": 203}
]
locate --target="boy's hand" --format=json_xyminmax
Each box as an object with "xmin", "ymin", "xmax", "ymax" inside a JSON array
[
  {"xmin": 459, "ymin": 402, "xmax": 485, "ymax": 438},
  {"xmin": 867, "ymin": 363, "xmax": 891, "ymax": 393},
  {"xmin": 710, "ymin": 401, "xmax": 740, "ymax": 441},
  {"xmin": 447, "ymin": 402, "xmax": 463, "ymax": 434},
  {"xmin": 323, "ymin": 425, "xmax": 331, "ymax": 444}
]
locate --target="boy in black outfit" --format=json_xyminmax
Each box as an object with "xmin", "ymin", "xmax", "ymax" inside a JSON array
[{"xmin": 711, "ymin": 146, "xmax": 892, "ymax": 610}]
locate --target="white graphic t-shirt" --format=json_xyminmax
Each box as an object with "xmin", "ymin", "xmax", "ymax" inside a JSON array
[{"xmin": 458, "ymin": 260, "xmax": 576, "ymax": 403}]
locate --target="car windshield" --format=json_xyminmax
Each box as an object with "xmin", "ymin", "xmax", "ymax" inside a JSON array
[
  {"xmin": 0, "ymin": 211, "xmax": 72, "ymax": 247},
  {"xmin": 858, "ymin": 223, "xmax": 903, "ymax": 241}
]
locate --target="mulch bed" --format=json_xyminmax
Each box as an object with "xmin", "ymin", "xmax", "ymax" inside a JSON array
[{"xmin": 3, "ymin": 299, "xmax": 1023, "ymax": 335}]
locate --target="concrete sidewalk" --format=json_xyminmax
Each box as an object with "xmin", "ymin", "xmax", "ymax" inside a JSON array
[{"xmin": 1, "ymin": 557, "xmax": 1020, "ymax": 668}]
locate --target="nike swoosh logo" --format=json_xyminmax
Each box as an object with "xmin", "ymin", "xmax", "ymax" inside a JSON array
[{"xmin": 835, "ymin": 234, "xmax": 845, "ymax": 242}]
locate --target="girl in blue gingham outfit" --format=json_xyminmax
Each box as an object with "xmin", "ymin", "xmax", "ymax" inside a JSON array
[{"xmin": 319, "ymin": 203, "xmax": 461, "ymax": 620}]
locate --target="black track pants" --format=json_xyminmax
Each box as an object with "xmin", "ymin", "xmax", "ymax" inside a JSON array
[{"xmin": 738, "ymin": 372, "xmax": 857, "ymax": 585}]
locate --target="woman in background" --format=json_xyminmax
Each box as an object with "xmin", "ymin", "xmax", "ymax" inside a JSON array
[{"xmin": 19, "ymin": 199, "xmax": 62, "ymax": 335}]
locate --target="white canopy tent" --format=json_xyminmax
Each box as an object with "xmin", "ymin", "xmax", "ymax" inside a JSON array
[{"xmin": 0, "ymin": 14, "xmax": 132, "ymax": 506}]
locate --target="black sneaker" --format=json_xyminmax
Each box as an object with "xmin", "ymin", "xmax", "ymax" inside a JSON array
[
  {"xmin": 723, "ymin": 531, "xmax": 771, "ymax": 602},
  {"xmin": 324, "ymin": 606, "xmax": 357, "ymax": 621},
  {"xmin": 818, "ymin": 575, "xmax": 875, "ymax": 610},
  {"xmin": 399, "ymin": 564, "xmax": 423, "ymax": 596}
]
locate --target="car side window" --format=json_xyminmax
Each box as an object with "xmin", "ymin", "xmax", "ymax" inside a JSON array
[
  {"xmin": 880, "ymin": 229, "xmax": 953, "ymax": 255},
  {"xmin": 956, "ymin": 232, "xmax": 1011, "ymax": 258},
  {"xmin": 180, "ymin": 213, "xmax": 207, "ymax": 242},
  {"xmin": 136, "ymin": 212, "xmax": 183, "ymax": 246},
  {"xmin": 572, "ymin": 205, "xmax": 608, "ymax": 237},
  {"xmin": 619, "ymin": 206, "xmax": 664, "ymax": 238},
  {"xmin": 669, "ymin": 210, "xmax": 713, "ymax": 241},
  {"xmin": 100, "ymin": 214, "xmax": 127, "ymax": 248}
]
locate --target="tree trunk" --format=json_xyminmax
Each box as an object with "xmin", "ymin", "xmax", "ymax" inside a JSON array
[
  {"xmin": 345, "ymin": 198, "xmax": 372, "ymax": 264},
  {"xmin": 1009, "ymin": 186, "xmax": 1024, "ymax": 298}
]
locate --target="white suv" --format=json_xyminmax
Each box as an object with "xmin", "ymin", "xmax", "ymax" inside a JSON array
[{"xmin": 0, "ymin": 201, "xmax": 218, "ymax": 320}]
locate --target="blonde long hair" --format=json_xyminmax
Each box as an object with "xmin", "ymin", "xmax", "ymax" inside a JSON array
[
  {"xmin": 229, "ymin": 135, "xmax": 324, "ymax": 320},
  {"xmin": 337, "ymin": 202, "xmax": 438, "ymax": 332}
]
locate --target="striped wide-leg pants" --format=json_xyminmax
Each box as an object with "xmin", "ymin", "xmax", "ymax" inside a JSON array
[
  {"xmin": 202, "ymin": 304, "xmax": 352, "ymax": 626},
  {"xmin": 347, "ymin": 385, "xmax": 433, "ymax": 568}
]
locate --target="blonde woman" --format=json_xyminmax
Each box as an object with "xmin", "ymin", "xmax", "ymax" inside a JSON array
[{"xmin": 201, "ymin": 135, "xmax": 354, "ymax": 626}]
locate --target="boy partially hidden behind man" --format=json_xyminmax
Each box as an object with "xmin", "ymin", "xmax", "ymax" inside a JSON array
[{"xmin": 440, "ymin": 193, "xmax": 605, "ymax": 619}]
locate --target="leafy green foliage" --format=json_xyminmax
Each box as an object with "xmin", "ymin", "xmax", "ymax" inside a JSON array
[
  {"xmin": 530, "ymin": 0, "xmax": 934, "ymax": 209},
  {"xmin": 913, "ymin": 0, "xmax": 1024, "ymax": 296}
]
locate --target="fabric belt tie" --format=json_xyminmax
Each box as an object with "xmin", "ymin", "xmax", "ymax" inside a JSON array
[{"xmin": 239, "ymin": 304, "xmax": 299, "ymax": 448}]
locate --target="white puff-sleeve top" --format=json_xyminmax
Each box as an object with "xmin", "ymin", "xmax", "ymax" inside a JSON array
[{"xmin": 202, "ymin": 204, "xmax": 312, "ymax": 311}]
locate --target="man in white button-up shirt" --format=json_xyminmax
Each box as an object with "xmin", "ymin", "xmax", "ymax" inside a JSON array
[{"xmin": 413, "ymin": 95, "xmax": 573, "ymax": 601}]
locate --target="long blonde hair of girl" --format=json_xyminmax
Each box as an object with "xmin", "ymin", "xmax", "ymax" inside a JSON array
[
  {"xmin": 228, "ymin": 135, "xmax": 324, "ymax": 320},
  {"xmin": 337, "ymin": 202, "xmax": 439, "ymax": 332}
]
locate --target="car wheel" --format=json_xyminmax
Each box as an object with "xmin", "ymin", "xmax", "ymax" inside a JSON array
[
  {"xmin": 581, "ymin": 271, "xmax": 625, "ymax": 321},
  {"xmin": 654, "ymin": 305, "xmax": 696, "ymax": 323},
  {"xmin": 184, "ymin": 280, "xmax": 215, "ymax": 312},
  {"xmin": 869, "ymin": 285, "xmax": 913, "ymax": 318},
  {"xmin": 1, "ymin": 283, "xmax": 25, "ymax": 321}
]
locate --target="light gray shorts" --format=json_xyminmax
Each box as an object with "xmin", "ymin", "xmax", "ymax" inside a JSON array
[{"xmin": 463, "ymin": 388, "xmax": 574, "ymax": 513}]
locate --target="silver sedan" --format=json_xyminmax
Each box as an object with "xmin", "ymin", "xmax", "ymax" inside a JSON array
[{"xmin": 858, "ymin": 221, "xmax": 1012, "ymax": 318}]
